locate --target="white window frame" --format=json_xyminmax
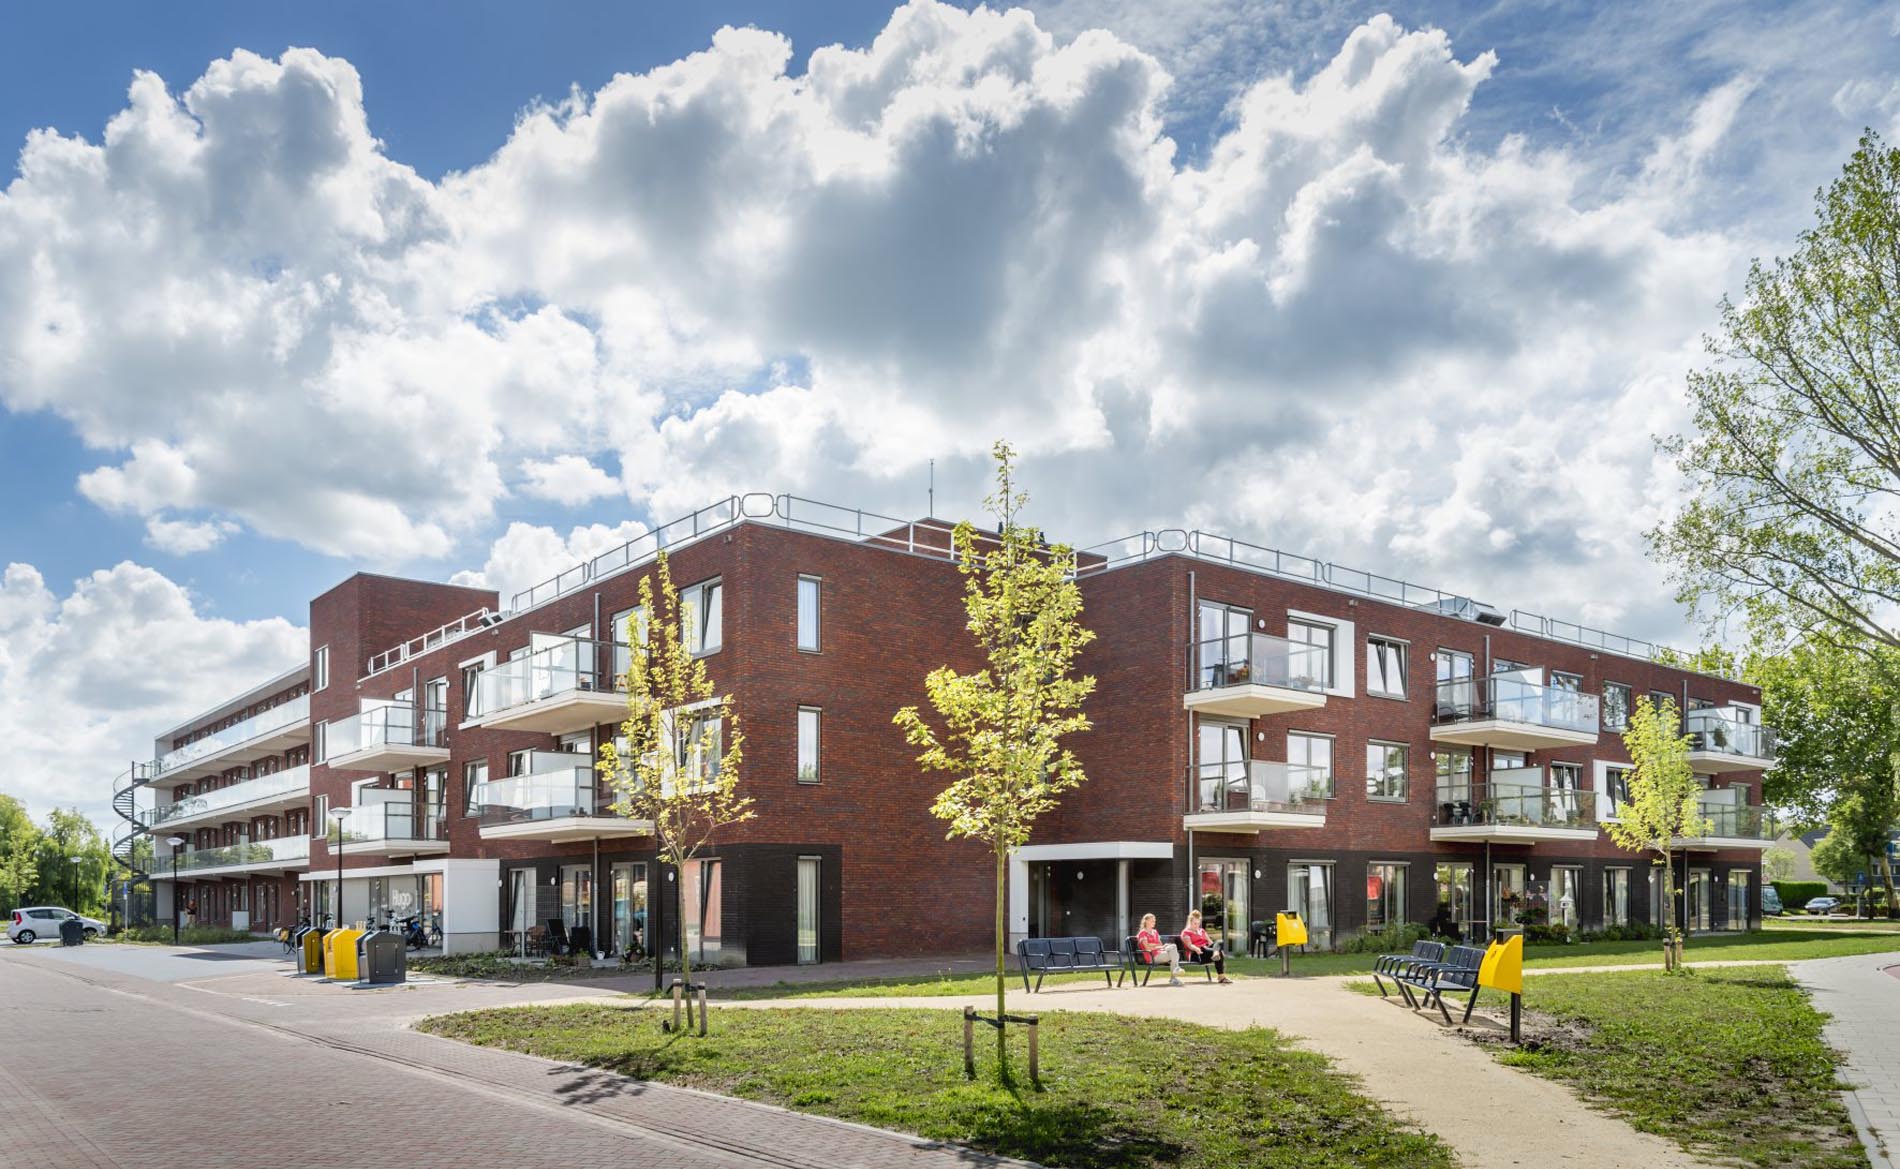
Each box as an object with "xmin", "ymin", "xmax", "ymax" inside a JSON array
[
  {"xmin": 797, "ymin": 576, "xmax": 821, "ymax": 653},
  {"xmin": 314, "ymin": 645, "xmax": 330, "ymax": 691},
  {"xmin": 797, "ymin": 706, "xmax": 821, "ymax": 784},
  {"xmin": 682, "ymin": 578, "xmax": 724, "ymax": 657},
  {"xmin": 313, "ymin": 719, "xmax": 328, "ymax": 764}
]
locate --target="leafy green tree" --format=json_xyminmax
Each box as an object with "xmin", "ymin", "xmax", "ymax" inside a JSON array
[
  {"xmin": 0, "ymin": 794, "xmax": 41, "ymax": 914},
  {"xmin": 894, "ymin": 441, "xmax": 1096, "ymax": 1078},
  {"xmin": 31, "ymin": 808, "xmax": 110, "ymax": 916},
  {"xmin": 1761, "ymin": 845, "xmax": 1795, "ymax": 884},
  {"xmin": 1650, "ymin": 132, "xmax": 1900, "ymax": 651},
  {"xmin": 1604, "ymin": 697, "xmax": 1708, "ymax": 971},
  {"xmin": 1751, "ymin": 639, "xmax": 1900, "ymax": 914},
  {"xmin": 598, "ymin": 549, "xmax": 752, "ymax": 1030},
  {"xmin": 1810, "ymin": 795, "xmax": 1896, "ymax": 916}
]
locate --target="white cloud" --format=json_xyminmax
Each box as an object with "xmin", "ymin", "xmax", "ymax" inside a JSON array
[
  {"xmin": 0, "ymin": 561, "xmax": 305, "ymax": 831},
  {"xmin": 451, "ymin": 519, "xmax": 650, "ymax": 612},
  {"xmin": 143, "ymin": 514, "xmax": 238, "ymax": 555},
  {"xmin": 519, "ymin": 455, "xmax": 621, "ymax": 506},
  {"xmin": 0, "ymin": 2, "xmax": 1886, "ymax": 645}
]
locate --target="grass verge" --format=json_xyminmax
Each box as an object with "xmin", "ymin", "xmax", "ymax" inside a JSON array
[
  {"xmin": 1459, "ymin": 966, "xmax": 1860, "ymax": 1169},
  {"xmin": 419, "ymin": 1003, "xmax": 1453, "ymax": 1169}
]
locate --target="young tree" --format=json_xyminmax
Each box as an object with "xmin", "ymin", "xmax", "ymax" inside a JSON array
[
  {"xmin": 1604, "ymin": 697, "xmax": 1709, "ymax": 971},
  {"xmin": 0, "ymin": 794, "xmax": 41, "ymax": 915},
  {"xmin": 32, "ymin": 808, "xmax": 109, "ymax": 916},
  {"xmin": 1752, "ymin": 639, "xmax": 1900, "ymax": 915},
  {"xmin": 1761, "ymin": 845, "xmax": 1795, "ymax": 884},
  {"xmin": 1650, "ymin": 132, "xmax": 1900, "ymax": 652},
  {"xmin": 598, "ymin": 550, "xmax": 752, "ymax": 1029},
  {"xmin": 1810, "ymin": 794, "xmax": 1897, "ymax": 917},
  {"xmin": 894, "ymin": 441, "xmax": 1096, "ymax": 1077}
]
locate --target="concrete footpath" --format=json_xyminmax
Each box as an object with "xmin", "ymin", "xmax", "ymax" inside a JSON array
[{"xmin": 1797, "ymin": 952, "xmax": 1900, "ymax": 1169}]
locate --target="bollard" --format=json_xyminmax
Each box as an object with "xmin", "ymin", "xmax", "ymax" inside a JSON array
[
  {"xmin": 1025, "ymin": 1015, "xmax": 1040, "ymax": 1084},
  {"xmin": 696, "ymin": 983, "xmax": 708, "ymax": 1038},
  {"xmin": 962, "ymin": 1006, "xmax": 976, "ymax": 1078},
  {"xmin": 670, "ymin": 978, "xmax": 684, "ymax": 1033}
]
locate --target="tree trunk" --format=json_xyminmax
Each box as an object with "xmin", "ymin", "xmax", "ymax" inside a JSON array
[
  {"xmin": 1660, "ymin": 852, "xmax": 1679, "ymax": 973},
  {"xmin": 993, "ymin": 847, "xmax": 1008, "ymax": 1079},
  {"xmin": 1881, "ymin": 852, "xmax": 1899, "ymax": 920},
  {"xmin": 679, "ymin": 854, "xmax": 695, "ymax": 1030}
]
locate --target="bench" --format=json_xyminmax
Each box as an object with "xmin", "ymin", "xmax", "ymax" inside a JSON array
[
  {"xmin": 1117, "ymin": 934, "xmax": 1215, "ymax": 986},
  {"xmin": 1371, "ymin": 940, "xmax": 1445, "ymax": 1003},
  {"xmin": 1015, "ymin": 937, "xmax": 1122, "ymax": 992},
  {"xmin": 1394, "ymin": 943, "xmax": 1487, "ymax": 1024}
]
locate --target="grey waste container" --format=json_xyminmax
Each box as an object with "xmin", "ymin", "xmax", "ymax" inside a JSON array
[
  {"xmin": 360, "ymin": 929, "xmax": 407, "ymax": 985},
  {"xmin": 59, "ymin": 918, "xmax": 85, "ymax": 946}
]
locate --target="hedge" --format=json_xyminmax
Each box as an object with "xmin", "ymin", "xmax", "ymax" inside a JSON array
[{"xmin": 1772, "ymin": 880, "xmax": 1830, "ymax": 909}]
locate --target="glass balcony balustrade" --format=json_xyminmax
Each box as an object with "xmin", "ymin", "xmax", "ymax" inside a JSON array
[
  {"xmin": 152, "ymin": 695, "xmax": 310, "ymax": 776},
  {"xmin": 156, "ymin": 834, "xmax": 309, "ymax": 875},
  {"xmin": 143, "ymin": 765, "xmax": 310, "ymax": 828},
  {"xmin": 1188, "ymin": 759, "xmax": 1329, "ymax": 816}
]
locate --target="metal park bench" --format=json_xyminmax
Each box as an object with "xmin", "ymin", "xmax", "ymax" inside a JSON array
[
  {"xmin": 1015, "ymin": 937, "xmax": 1123, "ymax": 992},
  {"xmin": 1371, "ymin": 939, "xmax": 1446, "ymax": 1000},
  {"xmin": 1117, "ymin": 934, "xmax": 1215, "ymax": 986},
  {"xmin": 1394, "ymin": 943, "xmax": 1488, "ymax": 1024}
]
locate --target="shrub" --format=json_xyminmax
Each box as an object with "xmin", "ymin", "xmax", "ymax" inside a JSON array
[
  {"xmin": 118, "ymin": 924, "xmax": 257, "ymax": 944},
  {"xmin": 1337, "ymin": 921, "xmax": 1431, "ymax": 954},
  {"xmin": 1524, "ymin": 923, "xmax": 1572, "ymax": 944},
  {"xmin": 1578, "ymin": 922, "xmax": 1664, "ymax": 943},
  {"xmin": 1772, "ymin": 881, "xmax": 1830, "ymax": 910}
]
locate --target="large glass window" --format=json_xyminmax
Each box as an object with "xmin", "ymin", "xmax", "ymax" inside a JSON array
[
  {"xmin": 1288, "ymin": 620, "xmax": 1336, "ymax": 689},
  {"xmin": 1288, "ymin": 732, "xmax": 1335, "ymax": 798},
  {"xmin": 797, "ymin": 577, "xmax": 821, "ymax": 652},
  {"xmin": 683, "ymin": 579, "xmax": 723, "ymax": 656},
  {"xmin": 314, "ymin": 645, "xmax": 330, "ymax": 691},
  {"xmin": 1435, "ymin": 862, "xmax": 1475, "ymax": 938},
  {"xmin": 1552, "ymin": 865, "xmax": 1583, "ymax": 930},
  {"xmin": 1434, "ymin": 649, "xmax": 1474, "ymax": 715},
  {"xmin": 797, "ymin": 707, "xmax": 820, "ymax": 783},
  {"xmin": 1604, "ymin": 869, "xmax": 1630, "ymax": 927},
  {"xmin": 560, "ymin": 864, "xmax": 593, "ymax": 932},
  {"xmin": 1550, "ymin": 762, "xmax": 1582, "ymax": 822},
  {"xmin": 1493, "ymin": 863, "xmax": 1527, "ymax": 927},
  {"xmin": 1196, "ymin": 601, "xmax": 1252, "ymax": 687},
  {"xmin": 463, "ymin": 759, "xmax": 488, "ymax": 815},
  {"xmin": 1603, "ymin": 766, "xmax": 1631, "ymax": 818},
  {"xmin": 1366, "ymin": 862, "xmax": 1407, "ymax": 931},
  {"xmin": 1367, "ymin": 637, "xmax": 1407, "ymax": 698},
  {"xmin": 1434, "ymin": 748, "xmax": 1474, "ymax": 808},
  {"xmin": 461, "ymin": 663, "xmax": 484, "ymax": 717},
  {"xmin": 1602, "ymin": 683, "xmax": 1632, "ymax": 731},
  {"xmin": 1366, "ymin": 741, "xmax": 1408, "ymax": 801},
  {"xmin": 797, "ymin": 857, "xmax": 821, "ymax": 965},
  {"xmin": 611, "ymin": 862, "xmax": 648, "ymax": 957},
  {"xmin": 1287, "ymin": 862, "xmax": 1334, "ymax": 949},
  {"xmin": 611, "ymin": 606, "xmax": 648, "ymax": 684},
  {"xmin": 683, "ymin": 858, "xmax": 722, "ymax": 963},
  {"xmin": 1196, "ymin": 720, "xmax": 1249, "ymax": 811}
]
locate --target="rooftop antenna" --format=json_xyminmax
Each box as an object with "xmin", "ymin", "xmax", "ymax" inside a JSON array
[{"xmin": 928, "ymin": 459, "xmax": 935, "ymax": 517}]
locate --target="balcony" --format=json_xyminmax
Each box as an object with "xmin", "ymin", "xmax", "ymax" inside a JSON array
[
  {"xmin": 1183, "ymin": 634, "xmax": 1329, "ymax": 720},
  {"xmin": 153, "ymin": 834, "xmax": 310, "ymax": 879},
  {"xmin": 336, "ymin": 798, "xmax": 450, "ymax": 855},
  {"xmin": 1430, "ymin": 770, "xmax": 1600, "ymax": 843},
  {"xmin": 1183, "ymin": 760, "xmax": 1328, "ymax": 832},
  {"xmin": 152, "ymin": 695, "xmax": 311, "ymax": 781},
  {"xmin": 1685, "ymin": 708, "xmax": 1777, "ymax": 773},
  {"xmin": 473, "ymin": 751, "xmax": 653, "ymax": 843},
  {"xmin": 144, "ymin": 765, "xmax": 311, "ymax": 831},
  {"xmin": 1430, "ymin": 675, "xmax": 1600, "ymax": 751},
  {"xmin": 325, "ymin": 705, "xmax": 449, "ymax": 772},
  {"xmin": 1676, "ymin": 797, "xmax": 1778, "ymax": 850},
  {"xmin": 465, "ymin": 637, "xmax": 625, "ymax": 735}
]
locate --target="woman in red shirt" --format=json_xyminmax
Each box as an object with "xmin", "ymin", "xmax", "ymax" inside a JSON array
[
  {"xmin": 1135, "ymin": 913, "xmax": 1183, "ymax": 985},
  {"xmin": 1178, "ymin": 910, "xmax": 1231, "ymax": 983}
]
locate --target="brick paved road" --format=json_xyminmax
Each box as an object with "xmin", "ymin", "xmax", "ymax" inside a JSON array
[
  {"xmin": 1796, "ymin": 951, "xmax": 1900, "ymax": 1169},
  {"xmin": 0, "ymin": 946, "xmax": 1030, "ymax": 1169}
]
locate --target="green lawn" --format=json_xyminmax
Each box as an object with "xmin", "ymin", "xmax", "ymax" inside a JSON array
[
  {"xmin": 1457, "ymin": 966, "xmax": 1860, "ymax": 1169},
  {"xmin": 419, "ymin": 1004, "xmax": 1454, "ymax": 1169},
  {"xmin": 713, "ymin": 928, "xmax": 1900, "ymax": 999}
]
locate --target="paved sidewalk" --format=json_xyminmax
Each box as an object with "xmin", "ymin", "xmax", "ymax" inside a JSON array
[
  {"xmin": 1, "ymin": 948, "xmax": 1032, "ymax": 1169},
  {"xmin": 1795, "ymin": 951, "xmax": 1900, "ymax": 1168}
]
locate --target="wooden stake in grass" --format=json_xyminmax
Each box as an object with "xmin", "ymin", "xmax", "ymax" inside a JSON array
[
  {"xmin": 1604, "ymin": 696, "xmax": 1708, "ymax": 972},
  {"xmin": 896, "ymin": 440, "xmax": 1095, "ymax": 1081}
]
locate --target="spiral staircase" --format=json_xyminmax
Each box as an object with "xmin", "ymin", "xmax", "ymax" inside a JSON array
[{"xmin": 110, "ymin": 761, "xmax": 159, "ymax": 927}]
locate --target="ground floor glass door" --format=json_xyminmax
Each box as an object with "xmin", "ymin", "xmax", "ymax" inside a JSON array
[
  {"xmin": 1688, "ymin": 868, "xmax": 1712, "ymax": 932},
  {"xmin": 1551, "ymin": 866, "xmax": 1583, "ymax": 930},
  {"xmin": 1604, "ymin": 869, "xmax": 1630, "ymax": 927},
  {"xmin": 1493, "ymin": 863, "xmax": 1527, "ymax": 927},
  {"xmin": 1726, "ymin": 870, "xmax": 1750, "ymax": 930},
  {"xmin": 683, "ymin": 858, "xmax": 721, "ymax": 964},
  {"xmin": 797, "ymin": 857, "xmax": 820, "ymax": 965},
  {"xmin": 1198, "ymin": 859, "xmax": 1249, "ymax": 950},
  {"xmin": 611, "ymin": 863, "xmax": 648, "ymax": 957},
  {"xmin": 1434, "ymin": 862, "xmax": 1474, "ymax": 940},
  {"xmin": 1287, "ymin": 862, "xmax": 1333, "ymax": 949}
]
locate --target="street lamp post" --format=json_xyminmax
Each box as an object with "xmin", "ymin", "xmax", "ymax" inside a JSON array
[
  {"xmin": 68, "ymin": 854, "xmax": 82, "ymax": 916},
  {"xmin": 328, "ymin": 808, "xmax": 349, "ymax": 928},
  {"xmin": 165, "ymin": 836, "xmax": 186, "ymax": 944}
]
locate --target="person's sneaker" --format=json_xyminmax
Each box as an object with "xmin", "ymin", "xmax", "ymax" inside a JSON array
[{"xmin": 1168, "ymin": 976, "xmax": 1183, "ymax": 986}]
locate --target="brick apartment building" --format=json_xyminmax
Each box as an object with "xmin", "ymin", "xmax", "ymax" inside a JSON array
[{"xmin": 110, "ymin": 495, "xmax": 1777, "ymax": 964}]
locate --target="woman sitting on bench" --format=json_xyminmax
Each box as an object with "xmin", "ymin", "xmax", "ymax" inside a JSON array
[
  {"xmin": 1135, "ymin": 913, "xmax": 1183, "ymax": 985},
  {"xmin": 1178, "ymin": 910, "xmax": 1231, "ymax": 983}
]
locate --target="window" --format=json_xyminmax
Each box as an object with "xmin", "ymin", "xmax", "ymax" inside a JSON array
[
  {"xmin": 1367, "ymin": 862, "xmax": 1407, "ymax": 931},
  {"xmin": 1604, "ymin": 869, "xmax": 1630, "ymax": 927},
  {"xmin": 507, "ymin": 749, "xmax": 531, "ymax": 777},
  {"xmin": 1288, "ymin": 732, "xmax": 1335, "ymax": 798},
  {"xmin": 1550, "ymin": 762, "xmax": 1582, "ymax": 822},
  {"xmin": 1603, "ymin": 765, "xmax": 1632, "ymax": 817},
  {"xmin": 611, "ymin": 606, "xmax": 647, "ymax": 684},
  {"xmin": 314, "ymin": 645, "xmax": 330, "ymax": 691},
  {"xmin": 1288, "ymin": 619, "xmax": 1335, "ymax": 689},
  {"xmin": 797, "ymin": 576, "xmax": 821, "ymax": 652},
  {"xmin": 797, "ymin": 856, "xmax": 821, "ymax": 964},
  {"xmin": 463, "ymin": 760, "xmax": 489, "ymax": 815},
  {"xmin": 1603, "ymin": 682, "xmax": 1631, "ymax": 731},
  {"xmin": 1550, "ymin": 671, "xmax": 1582, "ymax": 692},
  {"xmin": 313, "ymin": 720, "xmax": 327, "ymax": 764},
  {"xmin": 1287, "ymin": 862, "xmax": 1335, "ymax": 949},
  {"xmin": 1365, "ymin": 741, "xmax": 1408, "ymax": 801},
  {"xmin": 1434, "ymin": 748, "xmax": 1473, "ymax": 806},
  {"xmin": 1435, "ymin": 862, "xmax": 1474, "ymax": 936},
  {"xmin": 1434, "ymin": 649, "xmax": 1474, "ymax": 715},
  {"xmin": 1552, "ymin": 865, "xmax": 1583, "ymax": 930},
  {"xmin": 313, "ymin": 795, "xmax": 328, "ymax": 836},
  {"xmin": 675, "ymin": 713, "xmax": 724, "ymax": 788},
  {"xmin": 1367, "ymin": 636, "xmax": 1407, "ymax": 698},
  {"xmin": 1650, "ymin": 689, "xmax": 1673, "ymax": 713},
  {"xmin": 1196, "ymin": 601, "xmax": 1253, "ymax": 687},
  {"xmin": 797, "ymin": 707, "xmax": 821, "ymax": 783},
  {"xmin": 461, "ymin": 663, "xmax": 484, "ymax": 717},
  {"xmin": 682, "ymin": 579, "xmax": 723, "ymax": 656}
]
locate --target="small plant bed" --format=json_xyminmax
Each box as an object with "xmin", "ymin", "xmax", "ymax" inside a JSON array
[
  {"xmin": 409, "ymin": 951, "xmax": 660, "ymax": 982},
  {"xmin": 419, "ymin": 1003, "xmax": 1454, "ymax": 1169},
  {"xmin": 113, "ymin": 925, "xmax": 260, "ymax": 945},
  {"xmin": 1461, "ymin": 966, "xmax": 1859, "ymax": 1169}
]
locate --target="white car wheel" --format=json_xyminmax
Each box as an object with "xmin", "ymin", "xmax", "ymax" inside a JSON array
[{"xmin": 14, "ymin": 930, "xmax": 35, "ymax": 944}]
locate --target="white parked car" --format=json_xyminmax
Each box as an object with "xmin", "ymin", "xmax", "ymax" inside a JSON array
[{"xmin": 7, "ymin": 907, "xmax": 105, "ymax": 944}]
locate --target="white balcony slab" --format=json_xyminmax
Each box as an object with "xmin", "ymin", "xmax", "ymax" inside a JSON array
[
  {"xmin": 1183, "ymin": 686, "xmax": 1327, "ymax": 720},
  {"xmin": 1428, "ymin": 720, "xmax": 1599, "ymax": 752}
]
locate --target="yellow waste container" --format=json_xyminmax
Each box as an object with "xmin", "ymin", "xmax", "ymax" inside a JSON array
[
  {"xmin": 302, "ymin": 928, "xmax": 327, "ymax": 974},
  {"xmin": 327, "ymin": 928, "xmax": 365, "ymax": 981}
]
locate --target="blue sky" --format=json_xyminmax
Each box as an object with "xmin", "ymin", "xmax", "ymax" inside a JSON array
[{"xmin": 1, "ymin": 0, "xmax": 1895, "ymax": 823}]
